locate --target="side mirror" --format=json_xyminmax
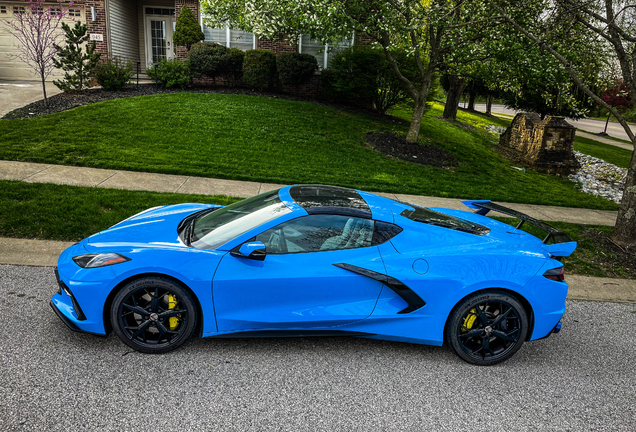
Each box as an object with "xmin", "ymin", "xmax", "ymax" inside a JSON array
[{"xmin": 231, "ymin": 241, "xmax": 266, "ymax": 261}]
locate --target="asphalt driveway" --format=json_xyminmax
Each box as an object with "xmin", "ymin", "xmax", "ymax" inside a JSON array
[{"xmin": 1, "ymin": 265, "xmax": 635, "ymax": 431}]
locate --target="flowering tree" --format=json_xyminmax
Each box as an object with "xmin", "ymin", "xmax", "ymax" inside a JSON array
[
  {"xmin": 598, "ymin": 80, "xmax": 633, "ymax": 135},
  {"xmin": 486, "ymin": 0, "xmax": 636, "ymax": 246},
  {"xmin": 4, "ymin": 0, "xmax": 75, "ymax": 107}
]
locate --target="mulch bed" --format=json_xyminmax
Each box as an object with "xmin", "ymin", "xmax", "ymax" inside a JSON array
[
  {"xmin": 366, "ymin": 131, "xmax": 458, "ymax": 167},
  {"xmin": 578, "ymin": 228, "xmax": 636, "ymax": 279},
  {"xmin": 2, "ymin": 83, "xmax": 404, "ymax": 122}
]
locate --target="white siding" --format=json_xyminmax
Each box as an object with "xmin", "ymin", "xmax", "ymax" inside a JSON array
[{"xmin": 109, "ymin": 0, "xmax": 140, "ymax": 63}]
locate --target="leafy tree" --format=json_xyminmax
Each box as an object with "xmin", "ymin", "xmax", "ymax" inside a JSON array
[
  {"xmin": 4, "ymin": 0, "xmax": 75, "ymax": 107},
  {"xmin": 486, "ymin": 0, "xmax": 636, "ymax": 246},
  {"xmin": 52, "ymin": 21, "xmax": 101, "ymax": 92},
  {"xmin": 173, "ymin": 5, "xmax": 204, "ymax": 51},
  {"xmin": 596, "ymin": 80, "xmax": 633, "ymax": 135},
  {"xmin": 201, "ymin": 0, "xmax": 497, "ymax": 143}
]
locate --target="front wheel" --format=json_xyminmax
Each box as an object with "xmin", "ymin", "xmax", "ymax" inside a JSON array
[
  {"xmin": 446, "ymin": 290, "xmax": 528, "ymax": 366},
  {"xmin": 111, "ymin": 277, "xmax": 198, "ymax": 354}
]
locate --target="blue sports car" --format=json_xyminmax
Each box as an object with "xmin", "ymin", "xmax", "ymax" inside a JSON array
[{"xmin": 51, "ymin": 185, "xmax": 576, "ymax": 365}]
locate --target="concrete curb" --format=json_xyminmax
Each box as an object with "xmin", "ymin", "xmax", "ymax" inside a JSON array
[
  {"xmin": 0, "ymin": 160, "xmax": 618, "ymax": 226},
  {"xmin": 0, "ymin": 237, "xmax": 633, "ymax": 304}
]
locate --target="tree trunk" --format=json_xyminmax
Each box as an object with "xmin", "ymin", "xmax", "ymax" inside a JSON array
[
  {"xmin": 41, "ymin": 73, "xmax": 48, "ymax": 109},
  {"xmin": 443, "ymin": 75, "xmax": 466, "ymax": 121},
  {"xmin": 406, "ymin": 97, "xmax": 426, "ymax": 143},
  {"xmin": 612, "ymin": 142, "xmax": 636, "ymax": 246},
  {"xmin": 467, "ymin": 91, "xmax": 476, "ymax": 111},
  {"xmin": 486, "ymin": 94, "xmax": 493, "ymax": 115}
]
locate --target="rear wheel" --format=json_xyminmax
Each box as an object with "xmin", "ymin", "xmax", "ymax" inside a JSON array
[
  {"xmin": 111, "ymin": 277, "xmax": 198, "ymax": 354},
  {"xmin": 446, "ymin": 290, "xmax": 528, "ymax": 366}
]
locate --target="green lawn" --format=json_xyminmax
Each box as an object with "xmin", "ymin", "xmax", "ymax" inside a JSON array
[
  {"xmin": 0, "ymin": 93, "xmax": 617, "ymax": 209},
  {"xmin": 0, "ymin": 181, "xmax": 240, "ymax": 241},
  {"xmin": 573, "ymin": 135, "xmax": 632, "ymax": 168}
]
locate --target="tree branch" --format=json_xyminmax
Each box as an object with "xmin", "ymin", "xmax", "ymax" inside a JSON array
[{"xmin": 487, "ymin": 0, "xmax": 635, "ymax": 144}]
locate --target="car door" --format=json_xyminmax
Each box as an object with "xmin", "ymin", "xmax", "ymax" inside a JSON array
[{"xmin": 212, "ymin": 214, "xmax": 386, "ymax": 331}]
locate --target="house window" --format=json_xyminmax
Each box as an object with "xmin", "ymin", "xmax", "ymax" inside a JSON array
[
  {"xmin": 13, "ymin": 6, "xmax": 25, "ymax": 14},
  {"xmin": 299, "ymin": 35, "xmax": 354, "ymax": 70},
  {"xmin": 145, "ymin": 8, "xmax": 175, "ymax": 16},
  {"xmin": 0, "ymin": 6, "xmax": 6, "ymax": 14},
  {"xmin": 201, "ymin": 20, "xmax": 256, "ymax": 50},
  {"xmin": 68, "ymin": 8, "xmax": 81, "ymax": 17}
]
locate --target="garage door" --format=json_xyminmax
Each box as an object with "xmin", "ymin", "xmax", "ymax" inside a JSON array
[{"xmin": 0, "ymin": 3, "xmax": 84, "ymax": 81}]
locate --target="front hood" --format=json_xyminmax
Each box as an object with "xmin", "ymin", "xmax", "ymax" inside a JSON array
[{"xmin": 85, "ymin": 203, "xmax": 222, "ymax": 248}]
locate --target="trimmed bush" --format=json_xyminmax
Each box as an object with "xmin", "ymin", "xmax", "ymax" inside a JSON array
[
  {"xmin": 173, "ymin": 6, "xmax": 204, "ymax": 51},
  {"xmin": 243, "ymin": 49, "xmax": 277, "ymax": 91},
  {"xmin": 277, "ymin": 53, "xmax": 318, "ymax": 92},
  {"xmin": 225, "ymin": 48, "xmax": 245, "ymax": 87},
  {"xmin": 93, "ymin": 58, "xmax": 133, "ymax": 91},
  {"xmin": 188, "ymin": 42, "xmax": 230, "ymax": 84},
  {"xmin": 146, "ymin": 59, "xmax": 193, "ymax": 89},
  {"xmin": 325, "ymin": 45, "xmax": 424, "ymax": 113}
]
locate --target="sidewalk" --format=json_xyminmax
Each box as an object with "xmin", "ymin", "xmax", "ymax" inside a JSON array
[
  {"xmin": 0, "ymin": 160, "xmax": 618, "ymax": 226},
  {"xmin": 574, "ymin": 131, "xmax": 633, "ymax": 151}
]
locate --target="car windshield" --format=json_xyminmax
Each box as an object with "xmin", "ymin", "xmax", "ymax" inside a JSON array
[
  {"xmin": 400, "ymin": 204, "xmax": 489, "ymax": 235},
  {"xmin": 190, "ymin": 191, "xmax": 291, "ymax": 250}
]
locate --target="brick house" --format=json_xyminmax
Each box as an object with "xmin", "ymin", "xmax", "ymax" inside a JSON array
[{"xmin": 0, "ymin": 0, "xmax": 354, "ymax": 81}]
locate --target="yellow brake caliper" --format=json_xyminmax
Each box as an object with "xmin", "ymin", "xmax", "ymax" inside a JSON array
[
  {"xmin": 462, "ymin": 308, "xmax": 478, "ymax": 332},
  {"xmin": 168, "ymin": 294, "xmax": 179, "ymax": 330}
]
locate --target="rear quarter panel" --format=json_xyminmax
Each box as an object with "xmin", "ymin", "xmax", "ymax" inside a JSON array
[{"xmin": 364, "ymin": 225, "xmax": 550, "ymax": 345}]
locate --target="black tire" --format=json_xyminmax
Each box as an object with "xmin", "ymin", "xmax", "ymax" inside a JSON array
[
  {"xmin": 446, "ymin": 290, "xmax": 528, "ymax": 366},
  {"xmin": 110, "ymin": 277, "xmax": 198, "ymax": 354}
]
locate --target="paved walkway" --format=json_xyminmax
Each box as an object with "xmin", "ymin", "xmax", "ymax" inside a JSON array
[
  {"xmin": 576, "ymin": 131, "xmax": 633, "ymax": 150},
  {"xmin": 0, "ymin": 160, "xmax": 619, "ymax": 226}
]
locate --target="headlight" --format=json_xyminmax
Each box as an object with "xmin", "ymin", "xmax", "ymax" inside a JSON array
[{"xmin": 72, "ymin": 253, "xmax": 131, "ymax": 268}]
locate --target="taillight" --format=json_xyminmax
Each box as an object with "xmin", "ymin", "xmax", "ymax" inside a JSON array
[{"xmin": 543, "ymin": 267, "xmax": 565, "ymax": 282}]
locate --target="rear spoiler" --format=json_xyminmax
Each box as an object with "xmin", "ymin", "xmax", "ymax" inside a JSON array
[{"xmin": 462, "ymin": 200, "xmax": 576, "ymax": 256}]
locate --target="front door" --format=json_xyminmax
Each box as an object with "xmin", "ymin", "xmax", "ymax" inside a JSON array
[{"xmin": 145, "ymin": 15, "xmax": 174, "ymax": 68}]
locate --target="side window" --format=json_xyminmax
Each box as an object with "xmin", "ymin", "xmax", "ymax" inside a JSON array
[
  {"xmin": 372, "ymin": 221, "xmax": 403, "ymax": 246},
  {"xmin": 255, "ymin": 215, "xmax": 375, "ymax": 254}
]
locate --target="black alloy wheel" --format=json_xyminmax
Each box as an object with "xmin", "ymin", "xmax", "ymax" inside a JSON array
[
  {"xmin": 111, "ymin": 277, "xmax": 198, "ymax": 354},
  {"xmin": 446, "ymin": 290, "xmax": 528, "ymax": 366}
]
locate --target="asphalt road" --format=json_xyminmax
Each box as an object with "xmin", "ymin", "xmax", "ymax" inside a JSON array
[
  {"xmin": 472, "ymin": 103, "xmax": 636, "ymax": 142},
  {"xmin": 1, "ymin": 264, "xmax": 635, "ymax": 431}
]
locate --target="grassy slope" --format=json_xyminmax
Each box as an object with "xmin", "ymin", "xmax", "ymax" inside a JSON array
[
  {"xmin": 0, "ymin": 181, "xmax": 240, "ymax": 241},
  {"xmin": 573, "ymin": 135, "xmax": 632, "ymax": 169},
  {"xmin": 0, "ymin": 93, "xmax": 616, "ymax": 209}
]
